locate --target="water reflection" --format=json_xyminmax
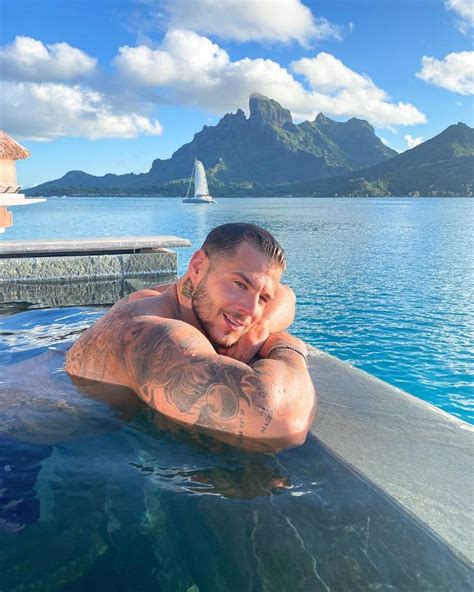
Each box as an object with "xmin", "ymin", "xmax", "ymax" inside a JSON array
[
  {"xmin": 0, "ymin": 274, "xmax": 176, "ymax": 310},
  {"xmin": 131, "ymin": 413, "xmax": 293, "ymax": 499}
]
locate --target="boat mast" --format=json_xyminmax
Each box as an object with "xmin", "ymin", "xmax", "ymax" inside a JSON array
[{"xmin": 185, "ymin": 159, "xmax": 196, "ymax": 199}]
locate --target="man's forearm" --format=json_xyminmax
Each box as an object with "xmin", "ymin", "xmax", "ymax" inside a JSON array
[{"xmin": 255, "ymin": 332, "xmax": 315, "ymax": 419}]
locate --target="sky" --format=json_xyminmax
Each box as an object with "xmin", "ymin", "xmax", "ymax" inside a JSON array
[{"xmin": 1, "ymin": 0, "xmax": 473, "ymax": 188}]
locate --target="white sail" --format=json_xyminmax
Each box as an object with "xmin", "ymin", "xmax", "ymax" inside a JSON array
[
  {"xmin": 182, "ymin": 158, "xmax": 215, "ymax": 203},
  {"xmin": 194, "ymin": 160, "xmax": 210, "ymax": 197}
]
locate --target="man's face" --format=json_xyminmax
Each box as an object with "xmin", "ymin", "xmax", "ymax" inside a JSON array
[{"xmin": 191, "ymin": 242, "xmax": 282, "ymax": 348}]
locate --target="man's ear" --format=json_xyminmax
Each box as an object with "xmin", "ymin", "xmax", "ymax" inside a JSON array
[{"xmin": 188, "ymin": 249, "xmax": 209, "ymax": 284}]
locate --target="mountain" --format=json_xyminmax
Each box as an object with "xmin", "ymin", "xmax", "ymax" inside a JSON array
[
  {"xmin": 270, "ymin": 122, "xmax": 474, "ymax": 197},
  {"xmin": 26, "ymin": 94, "xmax": 396, "ymax": 197}
]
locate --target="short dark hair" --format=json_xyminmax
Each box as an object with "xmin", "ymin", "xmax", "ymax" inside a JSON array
[{"xmin": 201, "ymin": 223, "xmax": 286, "ymax": 270}]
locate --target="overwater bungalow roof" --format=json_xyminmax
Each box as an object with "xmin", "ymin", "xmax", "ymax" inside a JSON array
[{"xmin": 0, "ymin": 130, "xmax": 30, "ymax": 160}]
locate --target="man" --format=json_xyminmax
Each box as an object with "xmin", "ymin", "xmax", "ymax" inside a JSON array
[{"xmin": 65, "ymin": 223, "xmax": 316, "ymax": 452}]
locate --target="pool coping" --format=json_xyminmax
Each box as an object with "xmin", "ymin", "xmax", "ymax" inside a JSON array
[
  {"xmin": 307, "ymin": 345, "xmax": 473, "ymax": 565},
  {"xmin": 0, "ymin": 236, "xmax": 191, "ymax": 283},
  {"xmin": 0, "ymin": 236, "xmax": 191, "ymax": 256}
]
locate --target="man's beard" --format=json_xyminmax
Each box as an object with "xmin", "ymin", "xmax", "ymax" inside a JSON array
[{"xmin": 191, "ymin": 275, "xmax": 244, "ymax": 349}]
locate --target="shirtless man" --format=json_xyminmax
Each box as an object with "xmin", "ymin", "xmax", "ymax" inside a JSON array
[{"xmin": 65, "ymin": 223, "xmax": 316, "ymax": 452}]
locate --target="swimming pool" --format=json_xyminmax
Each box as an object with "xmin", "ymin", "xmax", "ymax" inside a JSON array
[{"xmin": 0, "ymin": 303, "xmax": 471, "ymax": 590}]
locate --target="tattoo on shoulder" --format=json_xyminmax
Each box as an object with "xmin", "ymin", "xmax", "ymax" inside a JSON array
[{"xmin": 66, "ymin": 305, "xmax": 126, "ymax": 380}]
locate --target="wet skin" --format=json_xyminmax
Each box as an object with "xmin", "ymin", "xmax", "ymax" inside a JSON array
[{"xmin": 65, "ymin": 243, "xmax": 316, "ymax": 452}]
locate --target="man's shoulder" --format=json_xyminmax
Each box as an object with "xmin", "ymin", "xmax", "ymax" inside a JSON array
[
  {"xmin": 117, "ymin": 300, "xmax": 216, "ymax": 368},
  {"xmin": 65, "ymin": 293, "xmax": 212, "ymax": 382},
  {"xmin": 116, "ymin": 291, "xmax": 175, "ymax": 321},
  {"xmin": 116, "ymin": 296, "xmax": 210, "ymax": 347}
]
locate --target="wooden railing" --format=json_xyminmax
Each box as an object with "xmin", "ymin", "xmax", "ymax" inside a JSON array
[{"xmin": 0, "ymin": 185, "xmax": 21, "ymax": 194}]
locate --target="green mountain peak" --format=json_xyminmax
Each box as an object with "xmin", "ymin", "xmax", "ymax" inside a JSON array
[
  {"xmin": 26, "ymin": 94, "xmax": 468, "ymax": 198},
  {"xmin": 248, "ymin": 93, "xmax": 293, "ymax": 128}
]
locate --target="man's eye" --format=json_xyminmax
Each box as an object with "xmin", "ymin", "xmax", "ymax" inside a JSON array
[
  {"xmin": 235, "ymin": 281, "xmax": 246, "ymax": 289},
  {"xmin": 259, "ymin": 295, "xmax": 268, "ymax": 304}
]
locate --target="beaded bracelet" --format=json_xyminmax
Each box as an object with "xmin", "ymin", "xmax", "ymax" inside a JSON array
[{"xmin": 266, "ymin": 344, "xmax": 308, "ymax": 366}]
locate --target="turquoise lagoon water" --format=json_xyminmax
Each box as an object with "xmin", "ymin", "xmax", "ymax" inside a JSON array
[
  {"xmin": 1, "ymin": 196, "xmax": 473, "ymax": 590},
  {"xmin": 5, "ymin": 196, "xmax": 474, "ymax": 422}
]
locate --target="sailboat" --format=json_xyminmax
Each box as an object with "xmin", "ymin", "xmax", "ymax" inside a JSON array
[{"xmin": 182, "ymin": 159, "xmax": 216, "ymax": 204}]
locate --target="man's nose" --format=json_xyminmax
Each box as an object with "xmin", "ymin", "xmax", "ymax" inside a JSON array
[{"xmin": 237, "ymin": 292, "xmax": 259, "ymax": 318}]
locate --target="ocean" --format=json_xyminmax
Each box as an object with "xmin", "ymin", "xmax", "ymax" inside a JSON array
[{"xmin": 4, "ymin": 195, "xmax": 474, "ymax": 422}]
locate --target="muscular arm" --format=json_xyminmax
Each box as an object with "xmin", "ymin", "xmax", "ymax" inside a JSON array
[{"xmin": 123, "ymin": 318, "xmax": 315, "ymax": 452}]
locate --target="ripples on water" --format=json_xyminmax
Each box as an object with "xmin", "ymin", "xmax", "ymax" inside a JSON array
[{"xmin": 4, "ymin": 196, "xmax": 474, "ymax": 422}]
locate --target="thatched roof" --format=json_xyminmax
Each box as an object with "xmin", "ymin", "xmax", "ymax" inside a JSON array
[{"xmin": 0, "ymin": 130, "xmax": 30, "ymax": 160}]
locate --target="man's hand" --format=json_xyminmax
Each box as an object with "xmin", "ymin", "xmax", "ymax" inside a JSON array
[
  {"xmin": 216, "ymin": 320, "xmax": 270, "ymax": 364},
  {"xmin": 216, "ymin": 285, "xmax": 296, "ymax": 364},
  {"xmin": 264, "ymin": 284, "xmax": 296, "ymax": 333}
]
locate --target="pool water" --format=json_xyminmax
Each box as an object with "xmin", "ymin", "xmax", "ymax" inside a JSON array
[{"xmin": 0, "ymin": 305, "xmax": 472, "ymax": 590}]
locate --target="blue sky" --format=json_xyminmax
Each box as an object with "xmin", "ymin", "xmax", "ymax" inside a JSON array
[{"xmin": 1, "ymin": 0, "xmax": 472, "ymax": 188}]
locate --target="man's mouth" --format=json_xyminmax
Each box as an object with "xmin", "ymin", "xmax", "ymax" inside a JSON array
[{"xmin": 223, "ymin": 312, "xmax": 246, "ymax": 330}]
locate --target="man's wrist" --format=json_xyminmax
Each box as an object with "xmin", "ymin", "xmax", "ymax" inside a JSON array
[
  {"xmin": 259, "ymin": 332, "xmax": 308, "ymax": 363},
  {"xmin": 266, "ymin": 344, "xmax": 308, "ymax": 366}
]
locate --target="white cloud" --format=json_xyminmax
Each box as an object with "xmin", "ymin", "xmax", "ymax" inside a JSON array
[
  {"xmin": 115, "ymin": 32, "xmax": 426, "ymax": 127},
  {"xmin": 0, "ymin": 36, "xmax": 97, "ymax": 82},
  {"xmin": 115, "ymin": 29, "xmax": 229, "ymax": 86},
  {"xmin": 417, "ymin": 51, "xmax": 474, "ymax": 95},
  {"xmin": 116, "ymin": 30, "xmax": 306, "ymax": 112},
  {"xmin": 292, "ymin": 52, "xmax": 369, "ymax": 93},
  {"xmin": 0, "ymin": 81, "xmax": 163, "ymax": 140},
  {"xmin": 445, "ymin": 0, "xmax": 473, "ymax": 33},
  {"xmin": 161, "ymin": 0, "xmax": 342, "ymax": 44},
  {"xmin": 404, "ymin": 134, "xmax": 424, "ymax": 149},
  {"xmin": 290, "ymin": 53, "xmax": 426, "ymax": 126}
]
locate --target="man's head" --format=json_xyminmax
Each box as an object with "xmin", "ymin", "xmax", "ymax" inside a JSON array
[
  {"xmin": 186, "ymin": 223, "xmax": 286, "ymax": 348},
  {"xmin": 201, "ymin": 223, "xmax": 286, "ymax": 271}
]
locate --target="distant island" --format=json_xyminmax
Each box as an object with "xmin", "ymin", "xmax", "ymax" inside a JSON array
[{"xmin": 26, "ymin": 93, "xmax": 473, "ymax": 198}]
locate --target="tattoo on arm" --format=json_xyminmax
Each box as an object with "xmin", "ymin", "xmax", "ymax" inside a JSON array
[{"xmin": 125, "ymin": 324, "xmax": 275, "ymax": 438}]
